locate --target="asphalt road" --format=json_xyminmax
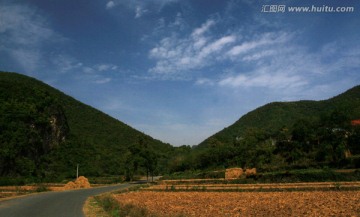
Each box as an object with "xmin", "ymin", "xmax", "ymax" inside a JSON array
[{"xmin": 0, "ymin": 183, "xmax": 133, "ymax": 217}]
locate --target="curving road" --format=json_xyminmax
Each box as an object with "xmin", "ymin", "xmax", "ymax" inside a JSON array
[{"xmin": 0, "ymin": 183, "xmax": 133, "ymax": 217}]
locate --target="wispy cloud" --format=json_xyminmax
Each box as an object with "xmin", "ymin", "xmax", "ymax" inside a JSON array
[
  {"xmin": 8, "ymin": 49, "xmax": 41, "ymax": 72},
  {"xmin": 191, "ymin": 19, "xmax": 216, "ymax": 38},
  {"xmin": 105, "ymin": 0, "xmax": 179, "ymax": 17},
  {"xmin": 219, "ymin": 71, "xmax": 307, "ymax": 90},
  {"xmin": 216, "ymin": 32, "xmax": 360, "ymax": 100},
  {"xmin": 217, "ymin": 31, "xmax": 310, "ymax": 90},
  {"xmin": 146, "ymin": 14, "xmax": 360, "ymax": 101},
  {"xmin": 149, "ymin": 18, "xmax": 237, "ymax": 77},
  {"xmin": 51, "ymin": 54, "xmax": 117, "ymax": 84},
  {"xmin": 135, "ymin": 6, "xmax": 149, "ymax": 19},
  {"xmin": 0, "ymin": 3, "xmax": 65, "ymax": 73},
  {"xmin": 51, "ymin": 54, "xmax": 83, "ymax": 73},
  {"xmin": 226, "ymin": 32, "xmax": 290, "ymax": 57},
  {"xmin": 79, "ymin": 63, "xmax": 118, "ymax": 84},
  {"xmin": 96, "ymin": 64, "xmax": 118, "ymax": 72},
  {"xmin": 94, "ymin": 77, "xmax": 112, "ymax": 84},
  {"xmin": 0, "ymin": 4, "xmax": 61, "ymax": 46},
  {"xmin": 106, "ymin": 1, "xmax": 115, "ymax": 9}
]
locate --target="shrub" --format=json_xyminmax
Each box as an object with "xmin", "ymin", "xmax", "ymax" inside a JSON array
[{"xmin": 35, "ymin": 184, "xmax": 49, "ymax": 192}]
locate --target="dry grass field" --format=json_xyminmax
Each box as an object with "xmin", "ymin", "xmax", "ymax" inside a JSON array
[
  {"xmin": 0, "ymin": 184, "xmax": 65, "ymax": 199},
  {"xmin": 0, "ymin": 177, "xmax": 98, "ymax": 200},
  {"xmin": 104, "ymin": 181, "xmax": 360, "ymax": 217},
  {"xmin": 113, "ymin": 191, "xmax": 360, "ymax": 217},
  {"xmin": 146, "ymin": 181, "xmax": 360, "ymax": 191}
]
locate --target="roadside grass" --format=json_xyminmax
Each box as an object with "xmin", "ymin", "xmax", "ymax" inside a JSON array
[
  {"xmin": 85, "ymin": 184, "xmax": 156, "ymax": 217},
  {"xmin": 83, "ymin": 196, "xmax": 111, "ymax": 217},
  {"xmin": 88, "ymin": 184, "xmax": 186, "ymax": 217},
  {"xmin": 93, "ymin": 194, "xmax": 155, "ymax": 217}
]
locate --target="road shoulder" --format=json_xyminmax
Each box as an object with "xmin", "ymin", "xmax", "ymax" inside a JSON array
[{"xmin": 83, "ymin": 196, "xmax": 110, "ymax": 217}]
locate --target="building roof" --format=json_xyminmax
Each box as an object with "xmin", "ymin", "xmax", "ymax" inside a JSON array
[{"xmin": 351, "ymin": 119, "xmax": 360, "ymax": 126}]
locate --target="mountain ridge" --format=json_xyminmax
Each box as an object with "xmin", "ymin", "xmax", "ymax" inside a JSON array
[
  {"xmin": 164, "ymin": 84, "xmax": 360, "ymax": 173},
  {"xmin": 0, "ymin": 71, "xmax": 173, "ymax": 181},
  {"xmin": 198, "ymin": 85, "xmax": 360, "ymax": 148}
]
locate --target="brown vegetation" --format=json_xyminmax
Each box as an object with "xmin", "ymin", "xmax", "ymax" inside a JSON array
[
  {"xmin": 113, "ymin": 191, "xmax": 360, "ymax": 217},
  {"xmin": 145, "ymin": 181, "xmax": 360, "ymax": 191},
  {"xmin": 64, "ymin": 176, "xmax": 91, "ymax": 190},
  {"xmin": 225, "ymin": 168, "xmax": 243, "ymax": 179},
  {"xmin": 224, "ymin": 168, "xmax": 257, "ymax": 179},
  {"xmin": 245, "ymin": 168, "xmax": 257, "ymax": 177}
]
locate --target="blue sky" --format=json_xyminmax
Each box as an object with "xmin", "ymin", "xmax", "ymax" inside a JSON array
[{"xmin": 1, "ymin": 0, "xmax": 360, "ymax": 146}]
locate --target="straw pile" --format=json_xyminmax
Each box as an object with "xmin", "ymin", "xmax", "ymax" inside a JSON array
[
  {"xmin": 64, "ymin": 176, "xmax": 91, "ymax": 190},
  {"xmin": 245, "ymin": 168, "xmax": 257, "ymax": 177},
  {"xmin": 225, "ymin": 168, "xmax": 243, "ymax": 179}
]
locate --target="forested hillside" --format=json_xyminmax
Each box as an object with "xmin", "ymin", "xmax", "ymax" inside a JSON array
[
  {"xmin": 2, "ymin": 71, "xmax": 359, "ymax": 182},
  {"xmin": 0, "ymin": 72, "xmax": 174, "ymax": 183},
  {"xmin": 200, "ymin": 85, "xmax": 360, "ymax": 147},
  {"xmin": 168, "ymin": 85, "xmax": 360, "ymax": 173}
]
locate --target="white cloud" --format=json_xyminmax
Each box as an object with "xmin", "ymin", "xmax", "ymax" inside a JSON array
[
  {"xmin": 0, "ymin": 3, "xmax": 64, "ymax": 72},
  {"xmin": 199, "ymin": 35, "xmax": 236, "ymax": 58},
  {"xmin": 106, "ymin": 1, "xmax": 116, "ymax": 9},
  {"xmin": 108, "ymin": 0, "xmax": 179, "ymax": 18},
  {"xmin": 242, "ymin": 50, "xmax": 276, "ymax": 61},
  {"xmin": 148, "ymin": 19, "xmax": 237, "ymax": 76},
  {"xmin": 52, "ymin": 55, "xmax": 83, "ymax": 73},
  {"xmin": 217, "ymin": 33, "xmax": 311, "ymax": 91},
  {"xmin": 0, "ymin": 4, "xmax": 59, "ymax": 46},
  {"xmin": 219, "ymin": 71, "xmax": 307, "ymax": 90},
  {"xmin": 81, "ymin": 63, "xmax": 120, "ymax": 84},
  {"xmin": 149, "ymin": 13, "xmax": 360, "ymax": 103},
  {"xmin": 191, "ymin": 19, "xmax": 215, "ymax": 38},
  {"xmin": 196, "ymin": 78, "xmax": 215, "ymax": 86},
  {"xmin": 94, "ymin": 77, "xmax": 112, "ymax": 84},
  {"xmin": 215, "ymin": 31, "xmax": 360, "ymax": 101},
  {"xmin": 96, "ymin": 64, "xmax": 118, "ymax": 72},
  {"xmin": 227, "ymin": 32, "xmax": 290, "ymax": 57},
  {"xmin": 135, "ymin": 6, "xmax": 148, "ymax": 19}
]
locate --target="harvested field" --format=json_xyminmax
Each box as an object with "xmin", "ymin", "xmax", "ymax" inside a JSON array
[
  {"xmin": 113, "ymin": 191, "xmax": 360, "ymax": 217},
  {"xmin": 0, "ymin": 184, "xmax": 64, "ymax": 199},
  {"xmin": 146, "ymin": 181, "xmax": 360, "ymax": 191}
]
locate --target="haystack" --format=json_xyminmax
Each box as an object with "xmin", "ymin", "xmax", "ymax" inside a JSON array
[
  {"xmin": 225, "ymin": 168, "xmax": 243, "ymax": 179},
  {"xmin": 64, "ymin": 176, "xmax": 91, "ymax": 190},
  {"xmin": 64, "ymin": 181, "xmax": 77, "ymax": 190},
  {"xmin": 245, "ymin": 168, "xmax": 257, "ymax": 177}
]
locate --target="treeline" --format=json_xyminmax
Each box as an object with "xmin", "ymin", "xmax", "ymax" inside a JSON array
[{"xmin": 168, "ymin": 110, "xmax": 360, "ymax": 173}]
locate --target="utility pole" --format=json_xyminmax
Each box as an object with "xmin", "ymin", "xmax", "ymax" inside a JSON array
[{"xmin": 76, "ymin": 164, "xmax": 79, "ymax": 179}]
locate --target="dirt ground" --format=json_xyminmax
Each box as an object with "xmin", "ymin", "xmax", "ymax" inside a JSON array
[{"xmin": 113, "ymin": 191, "xmax": 360, "ymax": 217}]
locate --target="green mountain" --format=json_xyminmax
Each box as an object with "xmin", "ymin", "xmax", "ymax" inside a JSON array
[
  {"xmin": 0, "ymin": 72, "xmax": 174, "ymax": 182},
  {"xmin": 167, "ymin": 85, "xmax": 360, "ymax": 173},
  {"xmin": 200, "ymin": 85, "xmax": 360, "ymax": 148}
]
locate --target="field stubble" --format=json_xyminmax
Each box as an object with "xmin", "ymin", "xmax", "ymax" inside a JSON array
[{"xmin": 112, "ymin": 182, "xmax": 360, "ymax": 217}]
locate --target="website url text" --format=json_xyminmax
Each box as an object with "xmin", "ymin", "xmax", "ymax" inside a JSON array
[{"xmin": 261, "ymin": 5, "xmax": 355, "ymax": 13}]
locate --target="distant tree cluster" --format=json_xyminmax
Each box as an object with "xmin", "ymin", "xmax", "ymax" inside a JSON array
[{"xmin": 168, "ymin": 110, "xmax": 360, "ymax": 173}]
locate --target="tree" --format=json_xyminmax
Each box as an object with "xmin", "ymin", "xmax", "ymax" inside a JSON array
[
  {"xmin": 143, "ymin": 150, "xmax": 157, "ymax": 181},
  {"xmin": 348, "ymin": 126, "xmax": 360, "ymax": 155}
]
